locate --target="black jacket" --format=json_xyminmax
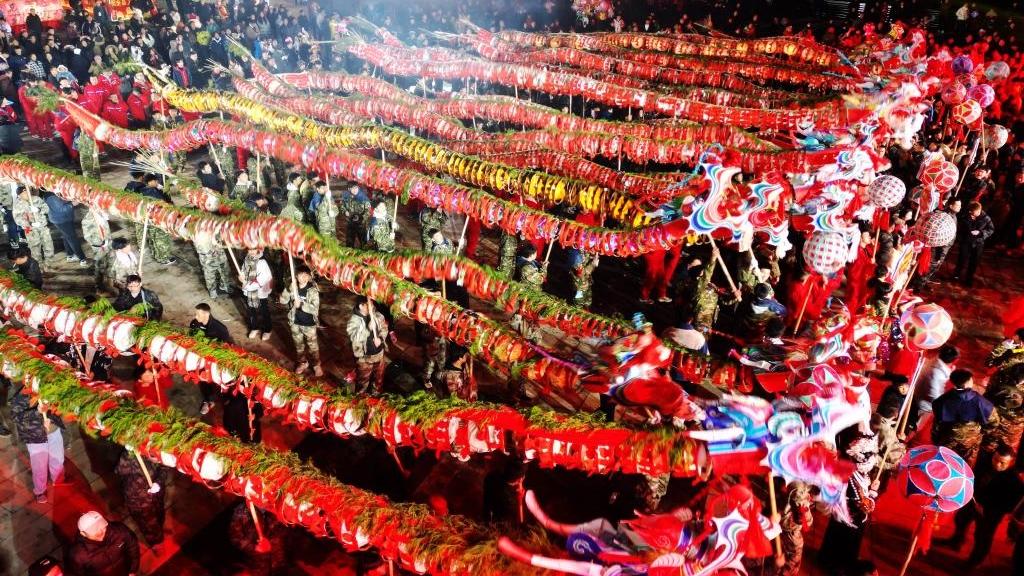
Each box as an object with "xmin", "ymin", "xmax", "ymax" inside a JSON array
[
  {"xmin": 189, "ymin": 316, "xmax": 233, "ymax": 344},
  {"xmin": 113, "ymin": 288, "xmax": 163, "ymax": 321},
  {"xmin": 958, "ymin": 211, "xmax": 995, "ymax": 246},
  {"xmin": 14, "ymin": 257, "xmax": 43, "ymax": 289},
  {"xmin": 65, "ymin": 521, "xmax": 140, "ymax": 576},
  {"xmin": 10, "ymin": 385, "xmax": 63, "ymax": 444}
]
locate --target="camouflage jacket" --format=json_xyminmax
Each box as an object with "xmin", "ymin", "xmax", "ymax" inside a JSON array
[
  {"xmin": 515, "ymin": 258, "xmax": 546, "ymax": 288},
  {"xmin": 418, "ymin": 208, "xmax": 447, "ymax": 244},
  {"xmin": 369, "ymin": 217, "xmax": 396, "ymax": 253},
  {"xmin": 341, "ymin": 195, "xmax": 370, "ymax": 224},
  {"xmin": 81, "ymin": 208, "xmax": 111, "ymax": 247},
  {"xmin": 279, "ymin": 282, "xmax": 320, "ymax": 325},
  {"xmin": 314, "ymin": 192, "xmax": 339, "ymax": 236},
  {"xmin": 346, "ymin": 309, "xmax": 387, "ymax": 358},
  {"xmin": 12, "ymin": 195, "xmax": 48, "ymax": 230}
]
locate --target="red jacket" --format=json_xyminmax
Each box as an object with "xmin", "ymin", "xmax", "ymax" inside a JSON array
[
  {"xmin": 54, "ymin": 107, "xmax": 78, "ymax": 159},
  {"xmin": 80, "ymin": 84, "xmax": 107, "ymax": 114},
  {"xmin": 99, "ymin": 72, "xmax": 121, "ymax": 97},
  {"xmin": 126, "ymin": 93, "xmax": 148, "ymax": 123},
  {"xmin": 101, "ymin": 97, "xmax": 130, "ymax": 128}
]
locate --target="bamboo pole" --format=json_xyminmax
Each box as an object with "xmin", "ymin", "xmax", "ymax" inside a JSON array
[
  {"xmin": 132, "ymin": 448, "xmax": 155, "ymax": 488},
  {"xmin": 792, "ymin": 275, "xmax": 817, "ymax": 336},
  {"xmin": 227, "ymin": 247, "xmax": 243, "ymax": 277},
  {"xmin": 248, "ymin": 499, "xmax": 272, "ymax": 552},
  {"xmin": 455, "ymin": 216, "xmax": 470, "ymax": 255},
  {"xmin": 768, "ymin": 473, "xmax": 783, "ymax": 561},
  {"xmin": 137, "ymin": 215, "xmax": 149, "ymax": 276},
  {"xmin": 897, "ymin": 353, "xmax": 927, "ymax": 437},
  {"xmin": 898, "ymin": 534, "xmax": 919, "ymax": 576},
  {"xmin": 707, "ymin": 236, "xmax": 738, "ymax": 294}
]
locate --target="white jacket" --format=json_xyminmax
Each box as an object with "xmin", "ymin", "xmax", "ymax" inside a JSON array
[{"xmin": 242, "ymin": 257, "xmax": 274, "ymax": 299}]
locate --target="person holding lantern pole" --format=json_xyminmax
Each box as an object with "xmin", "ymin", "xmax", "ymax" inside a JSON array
[
  {"xmin": 308, "ymin": 180, "xmax": 338, "ymax": 239},
  {"xmin": 105, "ymin": 238, "xmax": 139, "ymax": 294},
  {"xmin": 368, "ymin": 199, "xmax": 397, "ymax": 253},
  {"xmin": 114, "ymin": 447, "xmax": 167, "ymax": 549},
  {"xmin": 10, "ymin": 380, "xmax": 64, "ymax": 504},
  {"xmin": 240, "ymin": 247, "xmax": 274, "ymax": 341},
  {"xmin": 515, "ymin": 243, "xmax": 546, "ymax": 288},
  {"xmin": 346, "ymin": 299, "xmax": 388, "ymax": 395},
  {"xmin": 340, "ymin": 184, "xmax": 370, "ymax": 248},
  {"xmin": 278, "ymin": 266, "xmax": 322, "ymax": 377},
  {"xmin": 113, "ymin": 275, "xmax": 163, "ymax": 321},
  {"xmin": 12, "ymin": 185, "xmax": 53, "ymax": 267}
]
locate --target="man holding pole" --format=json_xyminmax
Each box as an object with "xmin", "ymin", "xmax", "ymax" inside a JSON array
[
  {"xmin": 115, "ymin": 447, "xmax": 167, "ymax": 549},
  {"xmin": 279, "ymin": 266, "xmax": 322, "ymax": 377},
  {"xmin": 346, "ymin": 299, "xmax": 388, "ymax": 395}
]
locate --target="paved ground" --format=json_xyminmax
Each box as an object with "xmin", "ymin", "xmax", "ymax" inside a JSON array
[{"xmin": 0, "ymin": 129, "xmax": 1020, "ymax": 575}]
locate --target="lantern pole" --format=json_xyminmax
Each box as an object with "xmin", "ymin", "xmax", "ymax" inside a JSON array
[
  {"xmin": 896, "ymin": 351, "xmax": 927, "ymax": 437},
  {"xmin": 897, "ymin": 534, "xmax": 919, "ymax": 576}
]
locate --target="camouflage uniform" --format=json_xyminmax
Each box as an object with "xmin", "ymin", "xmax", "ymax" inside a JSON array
[
  {"xmin": 438, "ymin": 365, "xmax": 476, "ymax": 401},
  {"xmin": 515, "ymin": 259, "xmax": 546, "ymax": 288},
  {"xmin": 194, "ymin": 236, "xmax": 232, "ymax": 298},
  {"xmin": 298, "ymin": 178, "xmax": 315, "ymax": 210},
  {"xmin": 75, "ymin": 132, "xmax": 101, "ymax": 181},
  {"xmin": 934, "ymin": 412, "xmax": 1000, "ymax": 467},
  {"xmin": 346, "ymin": 307, "xmax": 388, "ymax": 394},
  {"xmin": 247, "ymin": 159, "xmax": 270, "ymax": 194},
  {"xmin": 983, "ymin": 377, "xmax": 1024, "ymax": 456},
  {"xmin": 418, "ymin": 208, "xmax": 448, "ymax": 249},
  {"xmin": 368, "ymin": 216, "xmax": 396, "ymax": 253},
  {"xmin": 421, "ymin": 328, "xmax": 447, "ymax": 388},
  {"xmin": 340, "ymin": 193, "xmax": 370, "ymax": 248},
  {"xmin": 779, "ymin": 481, "xmax": 814, "ymax": 576},
  {"xmin": 279, "ymin": 282, "xmax": 321, "ymax": 367},
  {"xmin": 209, "ymin": 144, "xmax": 235, "ymax": 190},
  {"xmin": 12, "ymin": 194, "xmax": 54, "ymax": 264},
  {"xmin": 133, "ymin": 222, "xmax": 174, "ymax": 264},
  {"xmin": 497, "ymin": 233, "xmax": 517, "ymax": 276},
  {"xmin": 278, "ymin": 190, "xmax": 304, "ymax": 223},
  {"xmin": 269, "ymin": 158, "xmax": 287, "ymax": 188},
  {"xmin": 636, "ymin": 473, "xmax": 670, "ymax": 513},
  {"xmin": 230, "ymin": 179, "xmax": 253, "ymax": 201},
  {"xmin": 81, "ymin": 208, "xmax": 111, "ymax": 286},
  {"xmin": 690, "ymin": 258, "xmax": 720, "ymax": 332},
  {"xmin": 106, "ymin": 249, "xmax": 140, "ymax": 293},
  {"xmin": 115, "ymin": 449, "xmax": 166, "ymax": 546},
  {"xmin": 570, "ymin": 252, "xmax": 599, "ymax": 308},
  {"xmin": 313, "ymin": 191, "xmax": 339, "ymax": 238}
]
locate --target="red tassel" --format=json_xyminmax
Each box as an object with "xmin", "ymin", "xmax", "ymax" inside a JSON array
[{"xmin": 916, "ymin": 510, "xmax": 939, "ymax": 554}]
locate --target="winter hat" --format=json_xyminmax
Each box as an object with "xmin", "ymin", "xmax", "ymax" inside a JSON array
[{"xmin": 77, "ymin": 511, "xmax": 108, "ymax": 536}]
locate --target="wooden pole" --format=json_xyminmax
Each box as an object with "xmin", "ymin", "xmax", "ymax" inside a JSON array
[
  {"xmin": 227, "ymin": 247, "xmax": 243, "ymax": 277},
  {"xmin": 391, "ymin": 196, "xmax": 400, "ymax": 223},
  {"xmin": 247, "ymin": 499, "xmax": 271, "ymax": 552},
  {"xmin": 871, "ymin": 226, "xmax": 881, "ymax": 260},
  {"xmin": 897, "ymin": 353, "xmax": 927, "ymax": 437},
  {"xmin": 208, "ymin": 144, "xmax": 223, "ymax": 174},
  {"xmin": 707, "ymin": 236, "xmax": 739, "ymax": 294},
  {"xmin": 137, "ymin": 215, "xmax": 149, "ymax": 276},
  {"xmin": 543, "ymin": 238, "xmax": 555, "ymax": 266},
  {"xmin": 897, "ymin": 534, "xmax": 919, "ymax": 576},
  {"xmin": 288, "ymin": 252, "xmax": 298, "ymax": 297},
  {"xmin": 768, "ymin": 473, "xmax": 783, "ymax": 560},
  {"xmin": 132, "ymin": 449, "xmax": 154, "ymax": 488},
  {"xmin": 73, "ymin": 345, "xmax": 93, "ymax": 379},
  {"xmin": 152, "ymin": 367, "xmax": 162, "ymax": 408},
  {"xmin": 255, "ymin": 151, "xmax": 262, "ymax": 194},
  {"xmin": 792, "ymin": 275, "xmax": 817, "ymax": 336},
  {"xmin": 455, "ymin": 216, "xmax": 470, "ymax": 255}
]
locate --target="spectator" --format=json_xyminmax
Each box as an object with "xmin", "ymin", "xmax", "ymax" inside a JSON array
[
  {"xmin": 66, "ymin": 511, "xmax": 140, "ymax": 576},
  {"xmin": 954, "ymin": 200, "xmax": 995, "ymax": 286},
  {"xmin": 43, "ymin": 192, "xmax": 88, "ymax": 265},
  {"xmin": 10, "ymin": 379, "xmax": 64, "ymax": 503}
]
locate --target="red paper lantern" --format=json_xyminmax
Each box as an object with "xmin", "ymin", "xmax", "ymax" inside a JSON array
[
  {"xmin": 919, "ymin": 160, "xmax": 959, "ymax": 192},
  {"xmin": 951, "ymin": 99, "xmax": 982, "ymax": 125}
]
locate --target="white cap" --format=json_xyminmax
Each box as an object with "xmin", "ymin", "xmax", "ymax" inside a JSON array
[{"xmin": 77, "ymin": 511, "xmax": 108, "ymax": 535}]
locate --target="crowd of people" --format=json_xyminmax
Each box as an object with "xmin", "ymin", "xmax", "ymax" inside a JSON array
[{"xmin": 0, "ymin": 0, "xmax": 1020, "ymax": 575}]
